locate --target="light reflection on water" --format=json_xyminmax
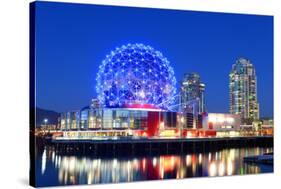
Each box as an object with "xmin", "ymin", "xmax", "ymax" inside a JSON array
[{"xmin": 36, "ymin": 147, "xmax": 273, "ymax": 186}]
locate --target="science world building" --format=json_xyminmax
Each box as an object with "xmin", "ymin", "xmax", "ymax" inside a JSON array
[
  {"xmin": 59, "ymin": 44, "xmax": 218, "ymax": 139},
  {"xmin": 96, "ymin": 43, "xmax": 177, "ymax": 109}
]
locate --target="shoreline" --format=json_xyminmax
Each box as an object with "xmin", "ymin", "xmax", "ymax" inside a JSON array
[
  {"xmin": 38, "ymin": 136, "xmax": 273, "ymax": 156},
  {"xmin": 51, "ymin": 136, "xmax": 273, "ymax": 144}
]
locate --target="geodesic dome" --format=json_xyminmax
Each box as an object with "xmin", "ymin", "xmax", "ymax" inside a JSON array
[{"xmin": 96, "ymin": 43, "xmax": 176, "ymax": 109}]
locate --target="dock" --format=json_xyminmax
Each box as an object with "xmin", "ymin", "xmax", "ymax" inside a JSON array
[
  {"xmin": 48, "ymin": 136, "xmax": 273, "ymax": 156},
  {"xmin": 244, "ymin": 152, "xmax": 273, "ymax": 165}
]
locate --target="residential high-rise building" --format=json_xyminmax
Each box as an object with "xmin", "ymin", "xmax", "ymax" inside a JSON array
[
  {"xmin": 180, "ymin": 73, "xmax": 206, "ymax": 114},
  {"xmin": 229, "ymin": 57, "xmax": 259, "ymax": 124}
]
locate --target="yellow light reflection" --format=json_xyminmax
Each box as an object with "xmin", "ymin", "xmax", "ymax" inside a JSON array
[
  {"xmin": 198, "ymin": 153, "xmax": 202, "ymax": 164},
  {"xmin": 209, "ymin": 162, "xmax": 217, "ymax": 177},
  {"xmin": 227, "ymin": 159, "xmax": 233, "ymax": 176},
  {"xmin": 41, "ymin": 149, "xmax": 47, "ymax": 175},
  {"xmin": 186, "ymin": 155, "xmax": 192, "ymax": 166},
  {"xmin": 218, "ymin": 162, "xmax": 225, "ymax": 176}
]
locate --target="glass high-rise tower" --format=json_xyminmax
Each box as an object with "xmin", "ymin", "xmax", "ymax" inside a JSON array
[
  {"xmin": 229, "ymin": 58, "xmax": 259, "ymax": 124},
  {"xmin": 180, "ymin": 73, "xmax": 206, "ymax": 114}
]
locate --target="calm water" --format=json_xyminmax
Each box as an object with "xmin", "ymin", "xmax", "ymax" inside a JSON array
[{"xmin": 35, "ymin": 146, "xmax": 273, "ymax": 187}]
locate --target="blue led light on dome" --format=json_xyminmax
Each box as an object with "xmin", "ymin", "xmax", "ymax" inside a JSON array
[{"xmin": 96, "ymin": 43, "xmax": 177, "ymax": 109}]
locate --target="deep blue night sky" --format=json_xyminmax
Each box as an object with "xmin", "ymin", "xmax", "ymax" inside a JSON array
[{"xmin": 34, "ymin": 2, "xmax": 273, "ymax": 117}]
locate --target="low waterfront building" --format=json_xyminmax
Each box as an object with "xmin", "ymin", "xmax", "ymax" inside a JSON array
[
  {"xmin": 261, "ymin": 118, "xmax": 273, "ymax": 127},
  {"xmin": 59, "ymin": 107, "xmax": 179, "ymax": 138},
  {"xmin": 239, "ymin": 118, "xmax": 273, "ymax": 136},
  {"xmin": 202, "ymin": 113, "xmax": 241, "ymax": 137},
  {"xmin": 60, "ymin": 111, "xmax": 80, "ymax": 131},
  {"xmin": 57, "ymin": 105, "xmax": 207, "ymax": 139}
]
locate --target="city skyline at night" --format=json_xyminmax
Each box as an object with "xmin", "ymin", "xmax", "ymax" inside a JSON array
[
  {"xmin": 30, "ymin": 2, "xmax": 274, "ymax": 187},
  {"xmin": 34, "ymin": 2, "xmax": 273, "ymax": 117}
]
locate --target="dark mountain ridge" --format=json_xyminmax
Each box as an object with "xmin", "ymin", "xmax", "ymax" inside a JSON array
[{"xmin": 35, "ymin": 107, "xmax": 60, "ymax": 127}]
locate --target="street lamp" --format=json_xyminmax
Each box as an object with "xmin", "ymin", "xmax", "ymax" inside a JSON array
[
  {"xmin": 43, "ymin": 118, "xmax": 48, "ymax": 125},
  {"xmin": 43, "ymin": 118, "xmax": 48, "ymax": 133}
]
